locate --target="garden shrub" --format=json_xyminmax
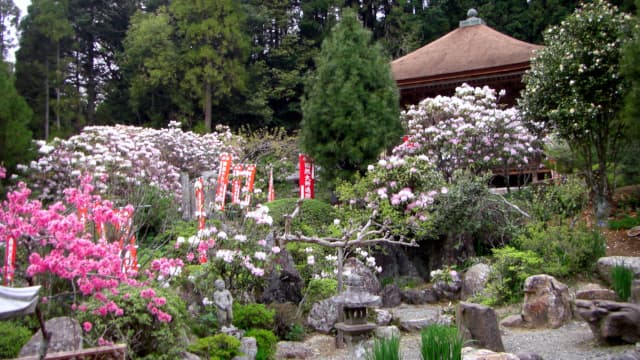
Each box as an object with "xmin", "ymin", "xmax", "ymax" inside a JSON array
[
  {"xmin": 233, "ymin": 303, "xmax": 274, "ymax": 331},
  {"xmin": 245, "ymin": 328, "xmax": 277, "ymax": 360},
  {"xmin": 268, "ymin": 302, "xmax": 305, "ymax": 341},
  {"xmin": 514, "ymin": 220, "xmax": 606, "ymax": 277},
  {"xmin": 608, "ymin": 215, "xmax": 640, "ymax": 230},
  {"xmin": 611, "ymin": 265, "xmax": 634, "ymax": 301},
  {"xmin": 511, "ymin": 176, "xmax": 588, "ymax": 222},
  {"xmin": 0, "ymin": 320, "xmax": 32, "ymax": 358},
  {"xmin": 485, "ymin": 246, "xmax": 543, "ymax": 305},
  {"xmin": 187, "ymin": 333, "xmax": 241, "ymax": 360},
  {"xmin": 76, "ymin": 284, "xmax": 188, "ymax": 359},
  {"xmin": 420, "ymin": 324, "xmax": 463, "ymax": 360},
  {"xmin": 191, "ymin": 311, "xmax": 219, "ymax": 338},
  {"xmin": 365, "ymin": 336, "xmax": 401, "ymax": 360},
  {"xmin": 267, "ymin": 198, "xmax": 335, "ymax": 235},
  {"xmin": 299, "ymin": 278, "xmax": 337, "ymax": 315}
]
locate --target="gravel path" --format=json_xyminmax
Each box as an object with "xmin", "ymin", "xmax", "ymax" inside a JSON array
[{"xmin": 300, "ymin": 308, "xmax": 635, "ymax": 360}]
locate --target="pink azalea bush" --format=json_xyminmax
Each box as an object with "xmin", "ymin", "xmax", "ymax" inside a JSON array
[
  {"xmin": 394, "ymin": 84, "xmax": 541, "ymax": 180},
  {"xmin": 18, "ymin": 122, "xmax": 241, "ymax": 201},
  {"xmin": 0, "ymin": 168, "xmax": 187, "ymax": 356}
]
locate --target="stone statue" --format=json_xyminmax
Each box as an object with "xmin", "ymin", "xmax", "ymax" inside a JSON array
[{"xmin": 213, "ymin": 279, "xmax": 233, "ymax": 328}]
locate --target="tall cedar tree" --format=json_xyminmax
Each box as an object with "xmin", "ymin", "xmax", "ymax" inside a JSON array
[
  {"xmin": 520, "ymin": 0, "xmax": 631, "ymax": 225},
  {"xmin": 301, "ymin": 9, "xmax": 402, "ymax": 184},
  {"xmin": 0, "ymin": 61, "xmax": 33, "ymax": 174},
  {"xmin": 171, "ymin": 0, "xmax": 249, "ymax": 132}
]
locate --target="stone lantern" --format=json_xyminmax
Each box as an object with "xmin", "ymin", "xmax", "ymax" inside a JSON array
[{"xmin": 333, "ymin": 273, "xmax": 381, "ymax": 347}]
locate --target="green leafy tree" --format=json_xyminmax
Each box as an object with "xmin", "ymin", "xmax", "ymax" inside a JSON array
[
  {"xmin": 122, "ymin": 8, "xmax": 179, "ymax": 127},
  {"xmin": 520, "ymin": 0, "xmax": 631, "ymax": 225},
  {"xmin": 301, "ymin": 9, "xmax": 402, "ymax": 184},
  {"xmin": 171, "ymin": 0, "xmax": 249, "ymax": 132},
  {"xmin": 0, "ymin": 61, "xmax": 33, "ymax": 174}
]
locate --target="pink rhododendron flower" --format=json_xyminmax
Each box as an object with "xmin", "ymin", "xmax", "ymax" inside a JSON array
[{"xmin": 83, "ymin": 321, "xmax": 92, "ymax": 332}]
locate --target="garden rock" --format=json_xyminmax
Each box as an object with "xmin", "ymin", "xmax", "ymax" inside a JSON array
[
  {"xmin": 391, "ymin": 304, "xmax": 446, "ymax": 332},
  {"xmin": 400, "ymin": 288, "xmax": 439, "ymax": 304},
  {"xmin": 521, "ymin": 274, "xmax": 572, "ymax": 328},
  {"xmin": 261, "ymin": 249, "xmax": 304, "ymax": 304},
  {"xmin": 306, "ymin": 298, "xmax": 339, "ymax": 334},
  {"xmin": 575, "ymin": 300, "xmax": 640, "ymax": 345},
  {"xmin": 19, "ymin": 317, "xmax": 82, "ymax": 357},
  {"xmin": 434, "ymin": 271, "xmax": 463, "ymax": 300},
  {"xmin": 462, "ymin": 347, "xmax": 520, "ymax": 360},
  {"xmin": 500, "ymin": 314, "xmax": 526, "ymax": 328},
  {"xmin": 575, "ymin": 283, "xmax": 617, "ymax": 301},
  {"xmin": 275, "ymin": 341, "xmax": 313, "ymax": 359},
  {"xmin": 375, "ymin": 244, "xmax": 421, "ymax": 279},
  {"xmin": 607, "ymin": 343, "xmax": 640, "ymax": 360},
  {"xmin": 373, "ymin": 308, "xmax": 392, "ymax": 326},
  {"xmin": 456, "ymin": 302, "xmax": 504, "ymax": 352},
  {"xmin": 343, "ymin": 257, "xmax": 381, "ymax": 295},
  {"xmin": 632, "ymin": 280, "xmax": 640, "ymax": 304},
  {"xmin": 374, "ymin": 325, "xmax": 400, "ymax": 340},
  {"xmin": 597, "ymin": 256, "xmax": 640, "ymax": 283},
  {"xmin": 516, "ymin": 353, "xmax": 544, "ymax": 360},
  {"xmin": 182, "ymin": 352, "xmax": 202, "ymax": 360},
  {"xmin": 237, "ymin": 337, "xmax": 257, "ymax": 360},
  {"xmin": 461, "ymin": 263, "xmax": 491, "ymax": 300},
  {"xmin": 381, "ymin": 284, "xmax": 402, "ymax": 308}
]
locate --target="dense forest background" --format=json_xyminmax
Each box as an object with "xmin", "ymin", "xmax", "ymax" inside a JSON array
[{"xmin": 0, "ymin": 0, "xmax": 636, "ymax": 142}]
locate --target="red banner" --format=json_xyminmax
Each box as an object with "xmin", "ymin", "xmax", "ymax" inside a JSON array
[
  {"xmin": 268, "ymin": 167, "xmax": 275, "ymax": 202},
  {"xmin": 215, "ymin": 153, "xmax": 233, "ymax": 211},
  {"xmin": 3, "ymin": 236, "xmax": 16, "ymax": 286},
  {"xmin": 123, "ymin": 235, "xmax": 139, "ymax": 273},
  {"xmin": 231, "ymin": 164, "xmax": 244, "ymax": 205},
  {"xmin": 299, "ymin": 154, "xmax": 315, "ymax": 199},
  {"xmin": 195, "ymin": 177, "xmax": 205, "ymax": 230},
  {"xmin": 243, "ymin": 164, "xmax": 257, "ymax": 206}
]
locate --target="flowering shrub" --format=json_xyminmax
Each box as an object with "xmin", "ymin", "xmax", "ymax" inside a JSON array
[
  {"xmin": 0, "ymin": 168, "xmax": 187, "ymax": 356},
  {"xmin": 76, "ymin": 284, "xmax": 188, "ymax": 359},
  {"xmin": 395, "ymin": 84, "xmax": 541, "ymax": 181},
  {"xmin": 19, "ymin": 122, "xmax": 241, "ymax": 201},
  {"xmin": 429, "ymin": 266, "xmax": 459, "ymax": 285}
]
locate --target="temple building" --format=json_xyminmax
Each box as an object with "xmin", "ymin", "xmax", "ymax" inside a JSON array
[
  {"xmin": 391, "ymin": 10, "xmax": 550, "ymax": 187},
  {"xmin": 391, "ymin": 9, "xmax": 542, "ymax": 107}
]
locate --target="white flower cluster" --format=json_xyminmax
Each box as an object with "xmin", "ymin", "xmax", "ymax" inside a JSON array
[{"xmin": 21, "ymin": 124, "xmax": 241, "ymax": 202}]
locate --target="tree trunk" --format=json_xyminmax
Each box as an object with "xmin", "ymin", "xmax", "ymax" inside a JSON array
[
  {"xmin": 44, "ymin": 61, "xmax": 50, "ymax": 140},
  {"xmin": 55, "ymin": 41, "xmax": 61, "ymax": 130},
  {"xmin": 205, "ymin": 82, "xmax": 212, "ymax": 132}
]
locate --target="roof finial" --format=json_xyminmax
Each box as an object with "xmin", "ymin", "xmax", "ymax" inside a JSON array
[{"xmin": 460, "ymin": 8, "xmax": 485, "ymax": 28}]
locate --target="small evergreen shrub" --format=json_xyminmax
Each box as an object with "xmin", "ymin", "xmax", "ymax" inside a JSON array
[
  {"xmin": 187, "ymin": 333, "xmax": 241, "ymax": 360},
  {"xmin": 611, "ymin": 265, "xmax": 634, "ymax": 301},
  {"xmin": 365, "ymin": 336, "xmax": 401, "ymax": 360},
  {"xmin": 266, "ymin": 198, "xmax": 335, "ymax": 235},
  {"xmin": 514, "ymin": 221, "xmax": 606, "ymax": 277},
  {"xmin": 191, "ymin": 311, "xmax": 218, "ymax": 338},
  {"xmin": 0, "ymin": 320, "xmax": 32, "ymax": 358},
  {"xmin": 268, "ymin": 302, "xmax": 305, "ymax": 341},
  {"xmin": 486, "ymin": 246, "xmax": 543, "ymax": 305},
  {"xmin": 245, "ymin": 328, "xmax": 277, "ymax": 360},
  {"xmin": 233, "ymin": 303, "xmax": 275, "ymax": 331},
  {"xmin": 511, "ymin": 176, "xmax": 588, "ymax": 221},
  {"xmin": 420, "ymin": 325, "xmax": 463, "ymax": 360},
  {"xmin": 608, "ymin": 215, "xmax": 640, "ymax": 230},
  {"xmin": 299, "ymin": 278, "xmax": 337, "ymax": 314}
]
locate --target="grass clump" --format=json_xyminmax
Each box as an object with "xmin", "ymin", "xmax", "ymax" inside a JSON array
[
  {"xmin": 608, "ymin": 215, "xmax": 640, "ymax": 230},
  {"xmin": 611, "ymin": 264, "xmax": 635, "ymax": 301},
  {"xmin": 420, "ymin": 325, "xmax": 463, "ymax": 360},
  {"xmin": 365, "ymin": 336, "xmax": 402, "ymax": 360}
]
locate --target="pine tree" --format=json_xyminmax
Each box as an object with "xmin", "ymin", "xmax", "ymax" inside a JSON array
[{"xmin": 301, "ymin": 8, "xmax": 402, "ymax": 184}]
